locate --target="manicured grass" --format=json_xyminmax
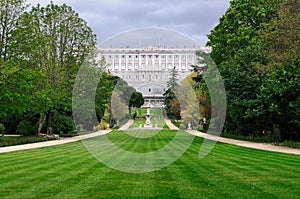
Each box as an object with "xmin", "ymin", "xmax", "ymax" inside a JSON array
[
  {"xmin": 0, "ymin": 130, "xmax": 300, "ymax": 198},
  {"xmin": 137, "ymin": 108, "xmax": 164, "ymax": 118},
  {"xmin": 129, "ymin": 119, "xmax": 168, "ymax": 129}
]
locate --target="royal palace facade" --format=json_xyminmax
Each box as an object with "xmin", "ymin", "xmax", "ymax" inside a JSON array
[{"xmin": 99, "ymin": 45, "xmax": 207, "ymax": 107}]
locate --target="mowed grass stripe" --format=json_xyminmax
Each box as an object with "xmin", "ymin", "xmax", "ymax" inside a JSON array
[
  {"xmin": 106, "ymin": 130, "xmax": 176, "ymax": 153},
  {"xmin": 0, "ymin": 130, "xmax": 300, "ymax": 198},
  {"xmin": 185, "ymin": 137, "xmax": 300, "ymax": 198},
  {"xmin": 0, "ymin": 142, "xmax": 79, "ymax": 166},
  {"xmin": 212, "ymin": 142, "xmax": 300, "ymax": 165},
  {"xmin": 0, "ymin": 143, "xmax": 92, "ymax": 193},
  {"xmin": 210, "ymin": 142, "xmax": 300, "ymax": 179},
  {"xmin": 0, "ymin": 142, "xmax": 86, "ymax": 175},
  {"xmin": 30, "ymin": 159, "xmax": 106, "ymax": 198},
  {"xmin": 175, "ymin": 139, "xmax": 279, "ymax": 198}
]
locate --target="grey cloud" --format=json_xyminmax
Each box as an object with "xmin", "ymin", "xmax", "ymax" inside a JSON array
[{"xmin": 27, "ymin": 0, "xmax": 230, "ymax": 46}]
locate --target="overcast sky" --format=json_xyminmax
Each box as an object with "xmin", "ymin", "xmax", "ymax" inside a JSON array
[{"xmin": 26, "ymin": 0, "xmax": 230, "ymax": 47}]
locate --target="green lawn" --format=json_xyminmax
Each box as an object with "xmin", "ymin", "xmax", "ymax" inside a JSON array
[
  {"xmin": 136, "ymin": 108, "xmax": 164, "ymax": 118},
  {"xmin": 129, "ymin": 119, "xmax": 168, "ymax": 129},
  {"xmin": 0, "ymin": 130, "xmax": 300, "ymax": 198}
]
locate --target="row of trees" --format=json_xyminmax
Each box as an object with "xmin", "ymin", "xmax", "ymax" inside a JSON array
[
  {"xmin": 0, "ymin": 0, "xmax": 143, "ymax": 136},
  {"xmin": 1, "ymin": 0, "xmax": 97, "ymax": 135},
  {"xmin": 164, "ymin": 0, "xmax": 299, "ymax": 142},
  {"xmin": 203, "ymin": 0, "xmax": 299, "ymax": 141}
]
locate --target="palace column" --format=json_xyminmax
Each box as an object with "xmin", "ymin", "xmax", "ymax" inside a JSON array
[
  {"xmin": 125, "ymin": 55, "xmax": 128, "ymax": 71},
  {"xmin": 172, "ymin": 54, "xmax": 175, "ymax": 68},
  {"xmin": 146, "ymin": 54, "xmax": 149, "ymax": 68},
  {"xmin": 179, "ymin": 54, "xmax": 182, "ymax": 71},
  {"xmin": 118, "ymin": 56, "xmax": 121, "ymax": 71},
  {"xmin": 159, "ymin": 54, "xmax": 162, "ymax": 68},
  {"xmin": 165, "ymin": 54, "xmax": 168, "ymax": 70},
  {"xmin": 185, "ymin": 55, "xmax": 188, "ymax": 71},
  {"xmin": 152, "ymin": 54, "xmax": 155, "ymax": 69},
  {"xmin": 138, "ymin": 54, "xmax": 141, "ymax": 69}
]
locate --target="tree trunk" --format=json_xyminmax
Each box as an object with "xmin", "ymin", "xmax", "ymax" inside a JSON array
[
  {"xmin": 46, "ymin": 112, "xmax": 53, "ymax": 135},
  {"xmin": 38, "ymin": 113, "xmax": 46, "ymax": 136}
]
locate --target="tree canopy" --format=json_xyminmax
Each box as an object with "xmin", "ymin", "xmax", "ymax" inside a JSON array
[{"xmin": 205, "ymin": 0, "xmax": 300, "ymax": 141}]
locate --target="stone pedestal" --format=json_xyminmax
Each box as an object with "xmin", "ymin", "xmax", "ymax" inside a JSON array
[{"xmin": 144, "ymin": 103, "xmax": 152, "ymax": 128}]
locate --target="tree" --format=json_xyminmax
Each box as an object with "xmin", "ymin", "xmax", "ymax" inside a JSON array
[
  {"xmin": 13, "ymin": 2, "xmax": 96, "ymax": 134},
  {"xmin": 258, "ymin": 0, "xmax": 300, "ymax": 141},
  {"xmin": 206, "ymin": 0, "xmax": 280, "ymax": 136},
  {"xmin": 110, "ymin": 89, "xmax": 128, "ymax": 125},
  {"xmin": 207, "ymin": 0, "xmax": 279, "ymax": 66},
  {"xmin": 260, "ymin": 59, "xmax": 300, "ymax": 141},
  {"xmin": 0, "ymin": 0, "xmax": 29, "ymax": 120},
  {"xmin": 129, "ymin": 92, "xmax": 144, "ymax": 108},
  {"xmin": 164, "ymin": 67, "xmax": 180, "ymax": 120},
  {"xmin": 259, "ymin": 0, "xmax": 300, "ymax": 65},
  {"xmin": 166, "ymin": 66, "xmax": 179, "ymax": 91},
  {"xmin": 0, "ymin": 0, "xmax": 27, "ymax": 61}
]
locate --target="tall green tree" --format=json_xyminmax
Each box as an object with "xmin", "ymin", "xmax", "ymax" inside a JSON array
[
  {"xmin": 258, "ymin": 0, "xmax": 300, "ymax": 141},
  {"xmin": 129, "ymin": 92, "xmax": 144, "ymax": 108},
  {"xmin": 207, "ymin": 0, "xmax": 279, "ymax": 66},
  {"xmin": 0, "ymin": 0, "xmax": 31, "ymax": 123},
  {"xmin": 260, "ymin": 59, "xmax": 300, "ymax": 141},
  {"xmin": 13, "ymin": 2, "xmax": 96, "ymax": 134},
  {"xmin": 164, "ymin": 67, "xmax": 180, "ymax": 120},
  {"xmin": 206, "ymin": 0, "xmax": 280, "ymax": 136},
  {"xmin": 0, "ymin": 0, "xmax": 27, "ymax": 61},
  {"xmin": 166, "ymin": 66, "xmax": 179, "ymax": 91}
]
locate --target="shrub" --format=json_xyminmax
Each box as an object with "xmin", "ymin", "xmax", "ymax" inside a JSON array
[
  {"xmin": 111, "ymin": 125, "xmax": 120, "ymax": 130},
  {"xmin": 16, "ymin": 120, "xmax": 37, "ymax": 136},
  {"xmin": 0, "ymin": 136, "xmax": 56, "ymax": 147},
  {"xmin": 283, "ymin": 140, "xmax": 300, "ymax": 149},
  {"xmin": 59, "ymin": 133, "xmax": 79, "ymax": 138},
  {"xmin": 171, "ymin": 120, "xmax": 181, "ymax": 128},
  {"xmin": 132, "ymin": 111, "xmax": 137, "ymax": 120},
  {"xmin": 52, "ymin": 114, "xmax": 76, "ymax": 135},
  {"xmin": 0, "ymin": 123, "xmax": 5, "ymax": 136},
  {"xmin": 98, "ymin": 120, "xmax": 109, "ymax": 130},
  {"xmin": 2, "ymin": 113, "xmax": 22, "ymax": 134}
]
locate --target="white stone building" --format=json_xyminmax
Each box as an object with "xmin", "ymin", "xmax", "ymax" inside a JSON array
[{"xmin": 99, "ymin": 45, "xmax": 208, "ymax": 107}]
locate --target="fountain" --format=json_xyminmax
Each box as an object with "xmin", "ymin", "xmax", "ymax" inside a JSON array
[{"xmin": 144, "ymin": 102, "xmax": 152, "ymax": 128}]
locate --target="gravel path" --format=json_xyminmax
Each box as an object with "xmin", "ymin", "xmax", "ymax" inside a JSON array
[
  {"xmin": 1, "ymin": 120, "xmax": 299, "ymax": 156},
  {"xmin": 0, "ymin": 120, "xmax": 136, "ymax": 154},
  {"xmin": 187, "ymin": 130, "xmax": 300, "ymax": 155},
  {"xmin": 0, "ymin": 130, "xmax": 111, "ymax": 154},
  {"xmin": 165, "ymin": 119, "xmax": 179, "ymax": 130},
  {"xmin": 119, "ymin": 119, "xmax": 134, "ymax": 130}
]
